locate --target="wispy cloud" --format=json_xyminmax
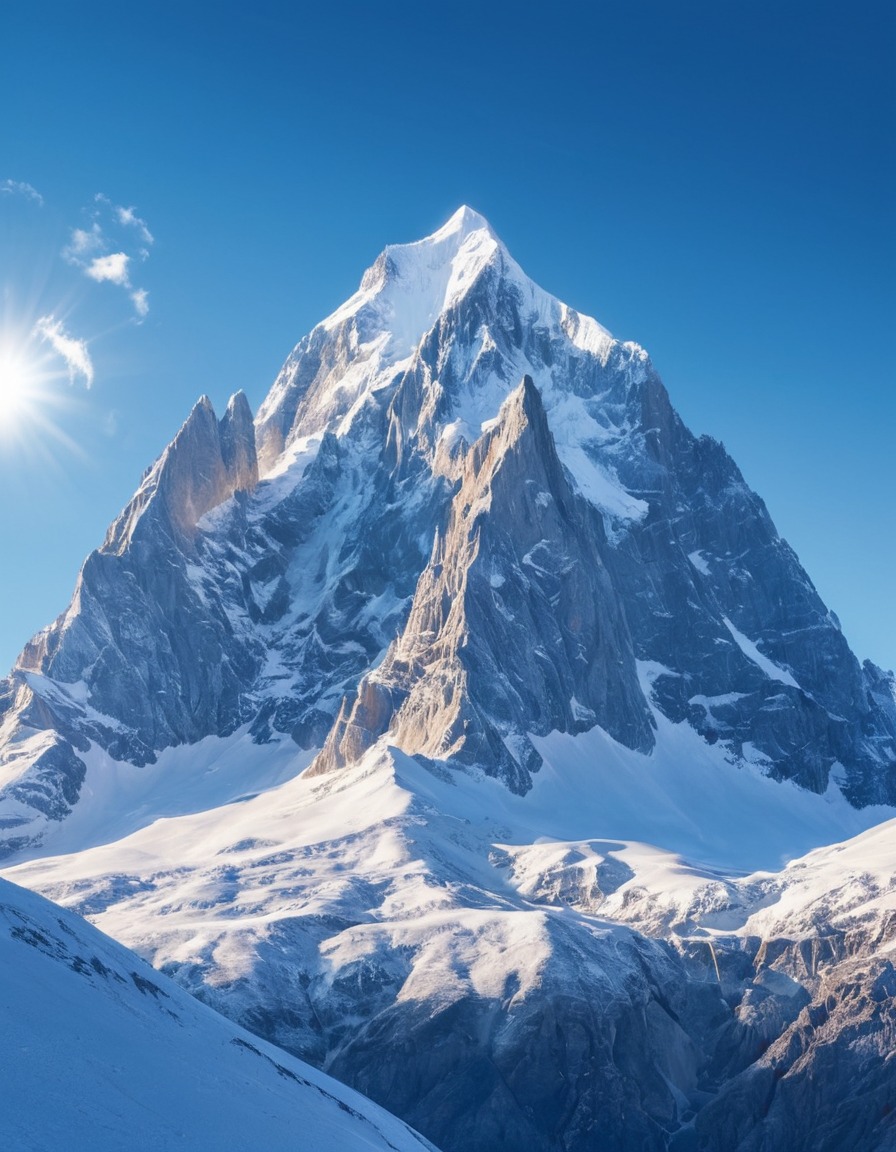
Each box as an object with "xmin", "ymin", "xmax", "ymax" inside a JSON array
[
  {"xmin": 63, "ymin": 195, "xmax": 153, "ymax": 320},
  {"xmin": 64, "ymin": 224, "xmax": 104, "ymax": 260},
  {"xmin": 84, "ymin": 251, "xmax": 149, "ymax": 317},
  {"xmin": 1, "ymin": 179, "xmax": 44, "ymax": 206},
  {"xmin": 114, "ymin": 203, "xmax": 154, "ymax": 246},
  {"xmin": 130, "ymin": 287, "xmax": 149, "ymax": 318},
  {"xmin": 33, "ymin": 316, "xmax": 94, "ymax": 388}
]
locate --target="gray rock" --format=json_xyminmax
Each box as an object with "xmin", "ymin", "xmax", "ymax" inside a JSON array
[
  {"xmin": 697, "ymin": 958, "xmax": 896, "ymax": 1152},
  {"xmin": 314, "ymin": 376, "xmax": 654, "ymax": 791}
]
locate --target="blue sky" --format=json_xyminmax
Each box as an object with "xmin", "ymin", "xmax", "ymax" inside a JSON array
[{"xmin": 1, "ymin": 0, "xmax": 893, "ymax": 675}]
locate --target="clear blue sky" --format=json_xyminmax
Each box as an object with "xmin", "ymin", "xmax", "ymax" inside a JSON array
[{"xmin": 1, "ymin": 0, "xmax": 894, "ymax": 675}]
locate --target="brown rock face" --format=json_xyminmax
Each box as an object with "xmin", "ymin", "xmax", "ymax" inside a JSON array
[
  {"xmin": 313, "ymin": 376, "xmax": 653, "ymax": 791},
  {"xmin": 105, "ymin": 391, "xmax": 258, "ymax": 553}
]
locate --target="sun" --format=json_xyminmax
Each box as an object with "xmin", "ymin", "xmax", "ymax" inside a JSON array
[
  {"xmin": 0, "ymin": 319, "xmax": 87, "ymax": 459},
  {"xmin": 0, "ymin": 329, "xmax": 61, "ymax": 443},
  {"xmin": 0, "ymin": 343, "xmax": 37, "ymax": 419}
]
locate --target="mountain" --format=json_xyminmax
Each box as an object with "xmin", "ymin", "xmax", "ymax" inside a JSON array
[
  {"xmin": 0, "ymin": 872, "xmax": 437, "ymax": 1152},
  {"xmin": 1, "ymin": 207, "xmax": 894, "ymax": 1151}
]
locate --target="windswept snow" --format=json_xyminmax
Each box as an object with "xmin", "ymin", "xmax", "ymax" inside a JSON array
[
  {"xmin": 723, "ymin": 617, "xmax": 800, "ymax": 688},
  {"xmin": 10, "ymin": 729, "xmax": 311, "ymax": 863},
  {"xmin": 688, "ymin": 550, "xmax": 711, "ymax": 576}
]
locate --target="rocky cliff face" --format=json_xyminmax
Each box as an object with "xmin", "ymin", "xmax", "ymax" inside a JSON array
[
  {"xmin": 1, "ymin": 207, "xmax": 893, "ymax": 1152},
  {"xmin": 696, "ymin": 956, "xmax": 896, "ymax": 1152},
  {"xmin": 0, "ymin": 392, "xmax": 263, "ymax": 851},
  {"xmin": 314, "ymin": 376, "xmax": 654, "ymax": 791}
]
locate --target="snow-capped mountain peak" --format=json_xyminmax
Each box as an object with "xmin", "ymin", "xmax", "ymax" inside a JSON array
[
  {"xmin": 432, "ymin": 202, "xmax": 494, "ymax": 237},
  {"xmin": 1, "ymin": 207, "xmax": 894, "ymax": 1152},
  {"xmin": 321, "ymin": 204, "xmax": 501, "ymax": 351},
  {"xmin": 323, "ymin": 204, "xmax": 619, "ymax": 369},
  {"xmin": 254, "ymin": 208, "xmax": 622, "ymax": 473}
]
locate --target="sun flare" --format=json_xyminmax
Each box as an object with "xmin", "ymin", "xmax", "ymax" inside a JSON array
[
  {"xmin": 0, "ymin": 344, "xmax": 37, "ymax": 418},
  {"xmin": 0, "ymin": 317, "xmax": 90, "ymax": 457}
]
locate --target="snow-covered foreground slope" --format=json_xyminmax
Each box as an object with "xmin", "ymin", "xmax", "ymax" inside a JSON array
[
  {"xmin": 6, "ymin": 716, "xmax": 895, "ymax": 1151},
  {"xmin": 4, "ymin": 740, "xmax": 721, "ymax": 1150},
  {"xmin": 2, "ymin": 207, "xmax": 895, "ymax": 1151},
  {"xmin": 0, "ymin": 875, "xmax": 437, "ymax": 1152}
]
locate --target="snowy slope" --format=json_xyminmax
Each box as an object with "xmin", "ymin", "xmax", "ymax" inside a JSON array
[
  {"xmin": 0, "ymin": 874, "xmax": 437, "ymax": 1152},
  {"xmin": 6, "ymin": 729, "xmax": 892, "ymax": 1015},
  {"xmin": 2, "ymin": 741, "xmax": 721, "ymax": 1150},
  {"xmin": 5, "ymin": 721, "xmax": 895, "ymax": 1151}
]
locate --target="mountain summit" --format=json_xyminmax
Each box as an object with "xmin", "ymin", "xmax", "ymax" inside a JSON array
[
  {"xmin": 254, "ymin": 204, "xmax": 615, "ymax": 473},
  {"xmin": 1, "ymin": 209, "xmax": 894, "ymax": 1152},
  {"xmin": 2, "ymin": 206, "xmax": 891, "ymax": 852}
]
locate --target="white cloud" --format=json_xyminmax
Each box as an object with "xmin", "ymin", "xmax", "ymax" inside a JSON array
[
  {"xmin": 1, "ymin": 179, "xmax": 44, "ymax": 206},
  {"xmin": 86, "ymin": 252, "xmax": 131, "ymax": 286},
  {"xmin": 33, "ymin": 316, "xmax": 94, "ymax": 388},
  {"xmin": 64, "ymin": 224, "xmax": 105, "ymax": 260},
  {"xmin": 116, "ymin": 205, "xmax": 154, "ymax": 246},
  {"xmin": 130, "ymin": 288, "xmax": 150, "ymax": 317},
  {"xmin": 64, "ymin": 196, "xmax": 154, "ymax": 319}
]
